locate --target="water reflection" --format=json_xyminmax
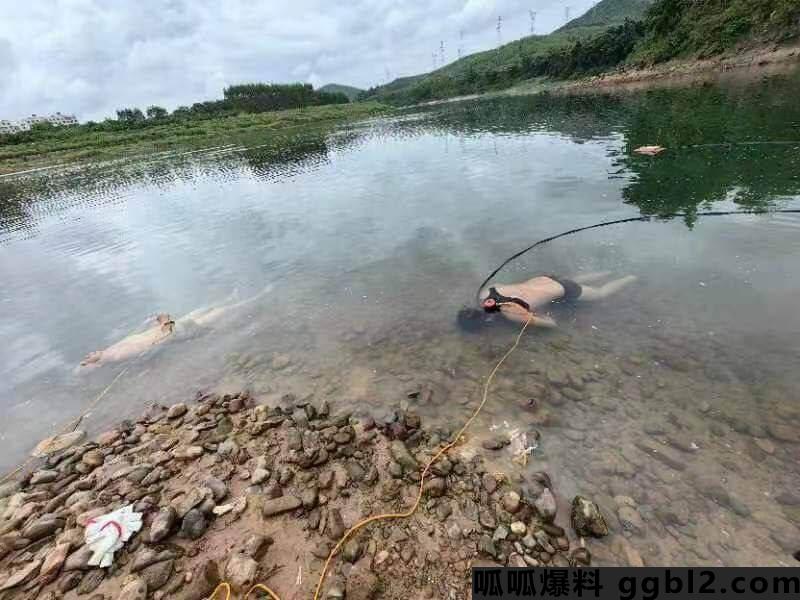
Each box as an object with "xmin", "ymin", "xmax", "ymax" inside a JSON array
[{"xmin": 0, "ymin": 67, "xmax": 799, "ymax": 568}]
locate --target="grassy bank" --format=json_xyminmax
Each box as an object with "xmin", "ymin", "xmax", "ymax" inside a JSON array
[{"xmin": 0, "ymin": 102, "xmax": 390, "ymax": 175}]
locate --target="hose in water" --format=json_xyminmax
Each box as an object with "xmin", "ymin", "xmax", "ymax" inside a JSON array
[{"xmin": 476, "ymin": 208, "xmax": 800, "ymax": 303}]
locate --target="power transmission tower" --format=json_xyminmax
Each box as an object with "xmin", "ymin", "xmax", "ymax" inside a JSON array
[
  {"xmin": 496, "ymin": 15, "xmax": 503, "ymax": 47},
  {"xmin": 564, "ymin": 6, "xmax": 571, "ymax": 24},
  {"xmin": 439, "ymin": 40, "xmax": 445, "ymax": 66},
  {"xmin": 529, "ymin": 10, "xmax": 537, "ymax": 34},
  {"xmin": 432, "ymin": 51, "xmax": 438, "ymax": 70},
  {"xmin": 457, "ymin": 29, "xmax": 464, "ymax": 59}
]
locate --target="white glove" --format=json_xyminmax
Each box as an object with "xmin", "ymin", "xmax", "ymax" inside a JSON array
[{"xmin": 85, "ymin": 505, "xmax": 143, "ymax": 568}]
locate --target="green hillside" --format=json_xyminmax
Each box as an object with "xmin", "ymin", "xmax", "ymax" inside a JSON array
[
  {"xmin": 361, "ymin": 0, "xmax": 653, "ymax": 104},
  {"xmin": 318, "ymin": 83, "xmax": 364, "ymax": 101},
  {"xmin": 556, "ymin": 0, "xmax": 654, "ymax": 35}
]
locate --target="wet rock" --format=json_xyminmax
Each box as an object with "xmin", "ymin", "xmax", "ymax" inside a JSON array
[
  {"xmin": 149, "ymin": 507, "xmax": 178, "ymax": 543},
  {"xmin": 502, "ymin": 491, "xmax": 521, "ymax": 514},
  {"xmin": 482, "ymin": 473, "xmax": 498, "ymax": 494},
  {"xmin": 482, "ymin": 435, "xmax": 510, "ymax": 451},
  {"xmin": 58, "ymin": 571, "xmax": 83, "ymax": 593},
  {"xmin": 22, "ymin": 515, "xmax": 63, "ymax": 541},
  {"xmin": 534, "ymin": 488, "xmax": 557, "ymax": 522},
  {"xmin": 343, "ymin": 539, "xmax": 361, "ymax": 563},
  {"xmin": 82, "ymin": 449, "xmax": 105, "ymax": 468},
  {"xmin": 167, "ymin": 403, "xmax": 188, "ymax": 419},
  {"xmin": 180, "ymin": 509, "xmax": 208, "ymax": 540},
  {"xmin": 31, "ymin": 469, "xmax": 59, "ymax": 485},
  {"xmin": 77, "ymin": 569, "xmax": 105, "ymax": 594},
  {"xmin": 617, "ymin": 506, "xmax": 645, "ymax": 534},
  {"xmin": 423, "ymin": 477, "xmax": 446, "ymax": 497},
  {"xmin": 692, "ymin": 475, "xmax": 750, "ymax": 516},
  {"xmin": 64, "ymin": 545, "xmax": 94, "ymax": 571},
  {"xmin": 117, "ymin": 576, "xmax": 148, "ymax": 600},
  {"xmin": 345, "ymin": 558, "xmax": 379, "ymax": 600},
  {"xmin": 510, "ymin": 521, "xmax": 527, "ymax": 536},
  {"xmin": 389, "ymin": 441, "xmax": 417, "ymax": 471},
  {"xmin": 327, "ymin": 508, "xmax": 346, "ymax": 540},
  {"xmin": 571, "ymin": 496, "xmax": 609, "ymax": 538},
  {"xmin": 261, "ymin": 495, "xmax": 302, "ymax": 517},
  {"xmin": 40, "ymin": 541, "xmax": 71, "ymax": 583},
  {"xmin": 225, "ymin": 554, "xmax": 258, "ymax": 590},
  {"xmin": 0, "ymin": 558, "xmax": 42, "ymax": 590}
]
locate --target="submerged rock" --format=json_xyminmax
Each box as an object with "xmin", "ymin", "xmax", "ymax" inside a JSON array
[{"xmin": 571, "ymin": 496, "xmax": 609, "ymax": 538}]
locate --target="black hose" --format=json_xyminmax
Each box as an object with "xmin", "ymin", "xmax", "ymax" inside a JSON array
[{"xmin": 476, "ymin": 208, "xmax": 800, "ymax": 303}]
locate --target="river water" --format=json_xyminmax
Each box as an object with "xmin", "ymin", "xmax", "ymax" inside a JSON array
[{"xmin": 2, "ymin": 67, "xmax": 800, "ymax": 567}]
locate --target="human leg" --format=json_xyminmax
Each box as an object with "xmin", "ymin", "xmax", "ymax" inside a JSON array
[{"xmin": 577, "ymin": 275, "xmax": 637, "ymax": 301}]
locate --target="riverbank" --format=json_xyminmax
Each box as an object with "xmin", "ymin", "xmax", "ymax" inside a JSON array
[
  {"xmin": 0, "ymin": 391, "xmax": 616, "ymax": 599},
  {"xmin": 0, "ymin": 103, "xmax": 391, "ymax": 177}
]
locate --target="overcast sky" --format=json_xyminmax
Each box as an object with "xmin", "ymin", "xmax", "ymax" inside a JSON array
[{"xmin": 0, "ymin": 0, "xmax": 598, "ymax": 122}]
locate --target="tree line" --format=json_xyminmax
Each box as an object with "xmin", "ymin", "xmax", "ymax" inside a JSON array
[{"xmin": 0, "ymin": 83, "xmax": 350, "ymax": 144}]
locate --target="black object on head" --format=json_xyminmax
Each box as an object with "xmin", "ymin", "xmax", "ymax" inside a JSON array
[
  {"xmin": 794, "ymin": 550, "xmax": 800, "ymax": 562},
  {"xmin": 457, "ymin": 307, "xmax": 491, "ymax": 333}
]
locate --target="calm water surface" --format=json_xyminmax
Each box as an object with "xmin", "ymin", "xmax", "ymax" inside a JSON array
[{"xmin": 2, "ymin": 68, "xmax": 800, "ymax": 567}]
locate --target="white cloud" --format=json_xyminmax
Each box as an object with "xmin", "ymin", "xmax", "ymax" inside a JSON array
[{"xmin": 0, "ymin": 0, "xmax": 599, "ymax": 122}]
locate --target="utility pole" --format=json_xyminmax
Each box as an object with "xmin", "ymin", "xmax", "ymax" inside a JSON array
[
  {"xmin": 496, "ymin": 15, "xmax": 503, "ymax": 47},
  {"xmin": 529, "ymin": 10, "xmax": 537, "ymax": 34}
]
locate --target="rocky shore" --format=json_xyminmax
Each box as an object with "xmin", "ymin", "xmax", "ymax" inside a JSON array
[{"xmin": 0, "ymin": 390, "xmax": 612, "ymax": 599}]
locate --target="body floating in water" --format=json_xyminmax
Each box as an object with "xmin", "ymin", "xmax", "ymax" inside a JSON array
[{"xmin": 458, "ymin": 272, "xmax": 636, "ymax": 331}]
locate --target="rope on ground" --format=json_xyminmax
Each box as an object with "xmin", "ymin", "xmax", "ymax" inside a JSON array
[
  {"xmin": 312, "ymin": 309, "xmax": 534, "ymax": 600},
  {"xmin": 0, "ymin": 366, "xmax": 129, "ymax": 484}
]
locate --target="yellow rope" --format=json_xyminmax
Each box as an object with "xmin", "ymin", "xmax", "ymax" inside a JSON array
[
  {"xmin": 0, "ymin": 366, "xmax": 129, "ymax": 484},
  {"xmin": 312, "ymin": 310, "xmax": 533, "ymax": 599},
  {"xmin": 209, "ymin": 581, "xmax": 283, "ymax": 599}
]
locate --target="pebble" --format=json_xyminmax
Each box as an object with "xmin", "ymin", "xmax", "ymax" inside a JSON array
[
  {"xmin": 533, "ymin": 488, "xmax": 557, "ymax": 522},
  {"xmin": 180, "ymin": 509, "xmax": 208, "ymax": 540},
  {"xmin": 343, "ymin": 539, "xmax": 361, "ymax": 563},
  {"xmin": 225, "ymin": 554, "xmax": 258, "ymax": 590},
  {"xmin": 492, "ymin": 525, "xmax": 509, "ymax": 542},
  {"xmin": 617, "ymin": 506, "xmax": 645, "ymax": 534},
  {"xmin": 149, "ymin": 507, "xmax": 178, "ymax": 543},
  {"xmin": 481, "ymin": 473, "xmax": 498, "ymax": 495},
  {"xmin": 570, "ymin": 496, "xmax": 609, "ymax": 538},
  {"xmin": 502, "ymin": 491, "xmax": 521, "ymax": 513},
  {"xmin": 167, "ymin": 403, "xmax": 188, "ymax": 419},
  {"xmin": 262, "ymin": 495, "xmax": 302, "ymax": 517},
  {"xmin": 481, "ymin": 435, "xmax": 510, "ymax": 450},
  {"xmin": 117, "ymin": 577, "xmax": 148, "ymax": 600},
  {"xmin": 510, "ymin": 521, "xmax": 527, "ymax": 536},
  {"xmin": 251, "ymin": 468, "xmax": 270, "ymax": 485},
  {"xmin": 388, "ymin": 441, "xmax": 418, "ymax": 471},
  {"xmin": 0, "ymin": 559, "xmax": 42, "ymax": 590},
  {"xmin": 77, "ymin": 569, "xmax": 105, "ymax": 594},
  {"xmin": 30, "ymin": 469, "xmax": 59, "ymax": 485}
]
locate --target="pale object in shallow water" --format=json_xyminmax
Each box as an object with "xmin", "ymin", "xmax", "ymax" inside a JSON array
[{"xmin": 634, "ymin": 145, "xmax": 666, "ymax": 156}]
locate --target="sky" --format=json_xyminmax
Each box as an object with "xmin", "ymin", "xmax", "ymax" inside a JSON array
[{"xmin": 0, "ymin": 0, "xmax": 598, "ymax": 122}]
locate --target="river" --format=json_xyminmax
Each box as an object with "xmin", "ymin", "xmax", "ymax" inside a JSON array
[{"xmin": 1, "ymin": 66, "xmax": 800, "ymax": 567}]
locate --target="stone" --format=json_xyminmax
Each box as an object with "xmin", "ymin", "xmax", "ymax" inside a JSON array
[
  {"xmin": 141, "ymin": 559, "xmax": 174, "ymax": 591},
  {"xmin": 167, "ymin": 403, "xmax": 188, "ymax": 419},
  {"xmin": 149, "ymin": 507, "xmax": 178, "ymax": 543},
  {"xmin": 58, "ymin": 571, "xmax": 83, "ymax": 593},
  {"xmin": 423, "ymin": 477, "xmax": 446, "ymax": 497},
  {"xmin": 0, "ymin": 559, "xmax": 42, "ymax": 590},
  {"xmin": 31, "ymin": 430, "xmax": 85, "ymax": 457},
  {"xmin": 173, "ymin": 487, "xmax": 209, "ymax": 518},
  {"xmin": 82, "ymin": 449, "xmax": 105, "ymax": 468},
  {"xmin": 534, "ymin": 488, "xmax": 557, "ymax": 522},
  {"xmin": 218, "ymin": 439, "xmax": 239, "ymax": 458},
  {"xmin": 261, "ymin": 495, "xmax": 302, "ymax": 517},
  {"xmin": 77, "ymin": 569, "xmax": 105, "ymax": 594},
  {"xmin": 481, "ymin": 473, "xmax": 498, "ymax": 494},
  {"xmin": 180, "ymin": 509, "xmax": 208, "ymax": 540},
  {"xmin": 617, "ymin": 506, "xmax": 645, "ymax": 534},
  {"xmin": 21, "ymin": 515, "xmax": 62, "ymax": 540},
  {"xmin": 571, "ymin": 496, "xmax": 609, "ymax": 538},
  {"xmin": 64, "ymin": 546, "xmax": 94, "ymax": 571},
  {"xmin": 478, "ymin": 535, "xmax": 498, "ymax": 558},
  {"xmin": 343, "ymin": 539, "xmax": 361, "ymax": 563},
  {"xmin": 327, "ymin": 508, "xmax": 346, "ymax": 540},
  {"xmin": 481, "ymin": 436, "xmax": 509, "ymax": 450},
  {"xmin": 493, "ymin": 524, "xmax": 509, "ymax": 542},
  {"xmin": 174, "ymin": 446, "xmax": 203, "ymax": 460},
  {"xmin": 242, "ymin": 534, "xmax": 271, "ymax": 560},
  {"xmin": 503, "ymin": 491, "xmax": 521, "ymax": 514},
  {"xmin": 345, "ymin": 558, "xmax": 379, "ymax": 600},
  {"xmin": 251, "ymin": 468, "xmax": 270, "ymax": 485},
  {"xmin": 117, "ymin": 576, "xmax": 148, "ymax": 600},
  {"xmin": 510, "ymin": 521, "xmax": 527, "ymax": 536},
  {"xmin": 40, "ymin": 542, "xmax": 71, "ymax": 583},
  {"xmin": 767, "ymin": 423, "xmax": 800, "ymax": 443},
  {"xmin": 389, "ymin": 441, "xmax": 418, "ymax": 471},
  {"xmin": 225, "ymin": 554, "xmax": 259, "ymax": 590},
  {"xmin": 30, "ymin": 469, "xmax": 59, "ymax": 484},
  {"xmin": 478, "ymin": 508, "xmax": 497, "ymax": 530},
  {"xmin": 301, "ymin": 486, "xmax": 319, "ymax": 510},
  {"xmin": 204, "ymin": 478, "xmax": 228, "ymax": 503},
  {"xmin": 0, "ymin": 481, "xmax": 21, "ymax": 500}
]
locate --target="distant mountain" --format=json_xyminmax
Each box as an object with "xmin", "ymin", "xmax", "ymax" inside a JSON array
[
  {"xmin": 361, "ymin": 0, "xmax": 653, "ymax": 105},
  {"xmin": 318, "ymin": 84, "xmax": 364, "ymax": 101},
  {"xmin": 556, "ymin": 0, "xmax": 653, "ymax": 35}
]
